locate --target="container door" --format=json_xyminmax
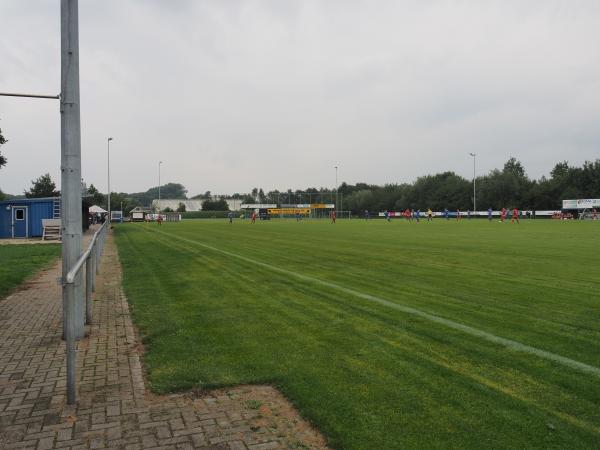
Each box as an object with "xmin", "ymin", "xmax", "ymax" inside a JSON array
[{"xmin": 12, "ymin": 207, "xmax": 28, "ymax": 238}]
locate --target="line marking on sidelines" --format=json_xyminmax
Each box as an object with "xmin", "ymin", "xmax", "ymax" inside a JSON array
[{"xmin": 153, "ymin": 228, "xmax": 600, "ymax": 378}]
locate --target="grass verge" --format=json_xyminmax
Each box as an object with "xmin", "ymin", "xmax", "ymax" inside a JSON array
[
  {"xmin": 0, "ymin": 244, "xmax": 60, "ymax": 299},
  {"xmin": 115, "ymin": 219, "xmax": 600, "ymax": 449}
]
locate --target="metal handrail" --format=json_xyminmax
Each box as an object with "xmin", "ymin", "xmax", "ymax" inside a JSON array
[
  {"xmin": 63, "ymin": 220, "xmax": 109, "ymax": 404},
  {"xmin": 66, "ymin": 220, "xmax": 107, "ymax": 283}
]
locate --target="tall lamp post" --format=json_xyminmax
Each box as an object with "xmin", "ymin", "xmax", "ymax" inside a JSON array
[
  {"xmin": 107, "ymin": 137, "xmax": 113, "ymax": 224},
  {"xmin": 334, "ymin": 165, "xmax": 338, "ymax": 213},
  {"xmin": 469, "ymin": 153, "xmax": 476, "ymax": 213},
  {"xmin": 158, "ymin": 161, "xmax": 163, "ymax": 213}
]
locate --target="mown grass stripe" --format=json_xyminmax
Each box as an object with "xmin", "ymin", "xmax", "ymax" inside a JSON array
[{"xmin": 153, "ymin": 227, "xmax": 600, "ymax": 379}]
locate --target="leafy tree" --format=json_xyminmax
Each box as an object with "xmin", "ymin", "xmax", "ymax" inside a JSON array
[
  {"xmin": 241, "ymin": 194, "xmax": 255, "ymax": 204},
  {"xmin": 87, "ymin": 183, "xmax": 106, "ymax": 206},
  {"xmin": 258, "ymin": 188, "xmax": 266, "ymax": 202},
  {"xmin": 191, "ymin": 191, "xmax": 211, "ymax": 200},
  {"xmin": 107, "ymin": 191, "xmax": 141, "ymax": 213},
  {"xmin": 163, "ymin": 207, "xmax": 174, "ymax": 212},
  {"xmin": 581, "ymin": 160, "xmax": 600, "ymax": 197},
  {"xmin": 127, "ymin": 183, "xmax": 188, "ymax": 206},
  {"xmin": 265, "ymin": 189, "xmax": 280, "ymax": 203},
  {"xmin": 476, "ymin": 158, "xmax": 531, "ymax": 209},
  {"xmin": 176, "ymin": 202, "xmax": 186, "ymax": 212},
  {"xmin": 202, "ymin": 198, "xmax": 229, "ymax": 211},
  {"xmin": 550, "ymin": 161, "xmax": 570, "ymax": 180},
  {"xmin": 25, "ymin": 173, "xmax": 60, "ymax": 198},
  {"xmin": 344, "ymin": 189, "xmax": 377, "ymax": 213},
  {"xmin": 503, "ymin": 157, "xmax": 526, "ymax": 178}
]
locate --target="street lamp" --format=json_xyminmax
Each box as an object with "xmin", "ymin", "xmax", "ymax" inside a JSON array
[
  {"xmin": 158, "ymin": 161, "xmax": 163, "ymax": 213},
  {"xmin": 334, "ymin": 165, "xmax": 338, "ymax": 213},
  {"xmin": 107, "ymin": 137, "xmax": 113, "ymax": 224},
  {"xmin": 469, "ymin": 153, "xmax": 476, "ymax": 213}
]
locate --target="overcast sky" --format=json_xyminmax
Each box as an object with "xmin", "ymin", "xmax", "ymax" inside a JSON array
[{"xmin": 1, "ymin": 1, "xmax": 599, "ymax": 196}]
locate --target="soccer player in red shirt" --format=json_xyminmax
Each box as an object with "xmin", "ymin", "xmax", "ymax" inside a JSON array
[
  {"xmin": 511, "ymin": 208, "xmax": 520, "ymax": 224},
  {"xmin": 331, "ymin": 210, "xmax": 336, "ymax": 224},
  {"xmin": 501, "ymin": 207, "xmax": 506, "ymax": 222},
  {"xmin": 251, "ymin": 211, "xmax": 256, "ymax": 224}
]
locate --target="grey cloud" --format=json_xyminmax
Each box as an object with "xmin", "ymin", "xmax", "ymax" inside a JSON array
[{"xmin": 1, "ymin": 0, "xmax": 599, "ymax": 196}]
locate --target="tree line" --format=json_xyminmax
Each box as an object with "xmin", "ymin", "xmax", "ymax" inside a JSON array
[
  {"xmin": 241, "ymin": 158, "xmax": 600, "ymax": 213},
  {"xmin": 2, "ymin": 155, "xmax": 598, "ymax": 214}
]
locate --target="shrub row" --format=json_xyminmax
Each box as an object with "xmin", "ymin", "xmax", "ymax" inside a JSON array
[{"xmin": 181, "ymin": 211, "xmax": 232, "ymax": 219}]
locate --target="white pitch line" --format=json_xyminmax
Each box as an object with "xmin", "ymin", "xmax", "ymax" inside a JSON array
[{"xmin": 156, "ymin": 229, "xmax": 600, "ymax": 378}]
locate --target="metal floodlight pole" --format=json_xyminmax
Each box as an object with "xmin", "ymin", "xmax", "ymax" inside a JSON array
[
  {"xmin": 469, "ymin": 153, "xmax": 476, "ymax": 213},
  {"xmin": 334, "ymin": 166, "xmax": 338, "ymax": 213},
  {"xmin": 158, "ymin": 161, "xmax": 163, "ymax": 212},
  {"xmin": 107, "ymin": 137, "xmax": 113, "ymax": 224},
  {"xmin": 61, "ymin": 0, "xmax": 83, "ymax": 405}
]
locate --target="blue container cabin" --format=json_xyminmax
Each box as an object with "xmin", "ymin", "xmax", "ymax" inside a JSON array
[{"xmin": 0, "ymin": 197, "xmax": 60, "ymax": 239}]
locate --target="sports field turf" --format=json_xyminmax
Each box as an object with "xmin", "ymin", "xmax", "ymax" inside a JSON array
[
  {"xmin": 114, "ymin": 219, "xmax": 600, "ymax": 449},
  {"xmin": 0, "ymin": 244, "xmax": 60, "ymax": 299}
]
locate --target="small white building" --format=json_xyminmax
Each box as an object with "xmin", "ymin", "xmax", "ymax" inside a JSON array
[{"xmin": 152, "ymin": 197, "xmax": 242, "ymax": 211}]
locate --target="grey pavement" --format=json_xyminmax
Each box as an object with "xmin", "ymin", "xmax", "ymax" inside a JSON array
[{"xmin": 0, "ymin": 230, "xmax": 327, "ymax": 449}]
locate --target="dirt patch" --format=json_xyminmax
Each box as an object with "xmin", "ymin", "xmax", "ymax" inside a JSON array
[{"xmin": 143, "ymin": 385, "xmax": 329, "ymax": 449}]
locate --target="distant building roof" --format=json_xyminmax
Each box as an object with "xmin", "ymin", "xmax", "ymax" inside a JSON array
[
  {"xmin": 89, "ymin": 205, "xmax": 107, "ymax": 213},
  {"xmin": 0, "ymin": 196, "xmax": 59, "ymax": 204},
  {"xmin": 129, "ymin": 206, "xmax": 152, "ymax": 213},
  {"xmin": 152, "ymin": 199, "xmax": 203, "ymax": 211},
  {"xmin": 152, "ymin": 198, "xmax": 243, "ymax": 211}
]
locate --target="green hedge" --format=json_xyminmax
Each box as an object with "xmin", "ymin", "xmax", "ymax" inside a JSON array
[{"xmin": 181, "ymin": 211, "xmax": 233, "ymax": 219}]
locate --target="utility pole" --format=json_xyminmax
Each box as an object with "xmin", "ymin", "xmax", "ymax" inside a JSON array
[
  {"xmin": 158, "ymin": 161, "xmax": 163, "ymax": 212},
  {"xmin": 107, "ymin": 137, "xmax": 113, "ymax": 223},
  {"xmin": 469, "ymin": 153, "xmax": 476, "ymax": 213},
  {"xmin": 61, "ymin": 0, "xmax": 83, "ymax": 404},
  {"xmin": 335, "ymin": 165, "xmax": 338, "ymax": 213}
]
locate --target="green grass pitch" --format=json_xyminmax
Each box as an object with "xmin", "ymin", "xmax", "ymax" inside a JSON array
[
  {"xmin": 0, "ymin": 244, "xmax": 60, "ymax": 298},
  {"xmin": 114, "ymin": 219, "xmax": 600, "ymax": 449}
]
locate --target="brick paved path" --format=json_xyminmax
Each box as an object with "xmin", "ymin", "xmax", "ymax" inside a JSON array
[{"xmin": 0, "ymin": 231, "xmax": 327, "ymax": 449}]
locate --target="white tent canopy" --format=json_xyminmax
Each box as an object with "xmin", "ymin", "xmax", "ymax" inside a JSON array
[{"xmin": 89, "ymin": 205, "xmax": 108, "ymax": 214}]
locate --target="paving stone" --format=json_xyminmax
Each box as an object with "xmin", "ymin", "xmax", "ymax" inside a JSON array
[
  {"xmin": 229, "ymin": 441, "xmax": 248, "ymax": 450},
  {"xmin": 0, "ymin": 229, "xmax": 327, "ymax": 449}
]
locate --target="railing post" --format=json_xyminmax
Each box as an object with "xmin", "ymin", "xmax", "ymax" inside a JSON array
[
  {"xmin": 91, "ymin": 245, "xmax": 96, "ymax": 291},
  {"xmin": 65, "ymin": 281, "xmax": 77, "ymax": 405},
  {"xmin": 95, "ymin": 237, "xmax": 100, "ymax": 274},
  {"xmin": 85, "ymin": 253, "xmax": 93, "ymax": 325}
]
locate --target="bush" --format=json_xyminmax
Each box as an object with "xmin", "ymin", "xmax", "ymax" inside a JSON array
[
  {"xmin": 181, "ymin": 211, "xmax": 232, "ymax": 219},
  {"xmin": 202, "ymin": 198, "xmax": 229, "ymax": 211}
]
